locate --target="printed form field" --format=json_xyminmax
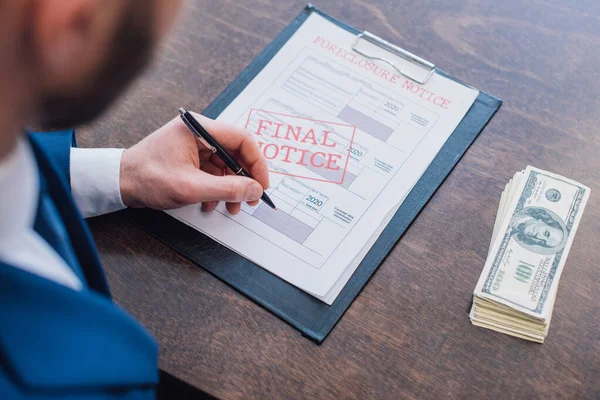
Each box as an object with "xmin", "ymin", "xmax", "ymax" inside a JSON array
[{"xmin": 214, "ymin": 49, "xmax": 446, "ymax": 267}]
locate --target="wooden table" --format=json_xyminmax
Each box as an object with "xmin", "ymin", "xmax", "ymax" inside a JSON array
[{"xmin": 79, "ymin": 1, "xmax": 600, "ymax": 398}]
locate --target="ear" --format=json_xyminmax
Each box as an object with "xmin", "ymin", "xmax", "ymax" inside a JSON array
[{"xmin": 31, "ymin": 0, "xmax": 123, "ymax": 91}]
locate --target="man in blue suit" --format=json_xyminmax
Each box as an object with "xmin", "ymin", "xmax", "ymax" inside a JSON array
[{"xmin": 0, "ymin": 1, "xmax": 270, "ymax": 398}]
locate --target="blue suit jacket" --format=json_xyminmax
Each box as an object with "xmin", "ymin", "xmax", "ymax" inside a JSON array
[{"xmin": 0, "ymin": 131, "xmax": 159, "ymax": 399}]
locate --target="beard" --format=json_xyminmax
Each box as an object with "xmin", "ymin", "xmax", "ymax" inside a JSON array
[{"xmin": 36, "ymin": 4, "xmax": 154, "ymax": 130}]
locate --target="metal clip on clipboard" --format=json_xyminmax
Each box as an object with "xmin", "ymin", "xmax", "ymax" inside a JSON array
[{"xmin": 352, "ymin": 31, "xmax": 435, "ymax": 84}]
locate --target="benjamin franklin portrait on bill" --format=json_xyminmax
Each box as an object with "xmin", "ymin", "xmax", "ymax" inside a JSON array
[{"xmin": 509, "ymin": 206, "xmax": 568, "ymax": 255}]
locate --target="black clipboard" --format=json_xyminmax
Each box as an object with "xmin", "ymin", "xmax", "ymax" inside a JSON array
[{"xmin": 130, "ymin": 5, "xmax": 502, "ymax": 343}]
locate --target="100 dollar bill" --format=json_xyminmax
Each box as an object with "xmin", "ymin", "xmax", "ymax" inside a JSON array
[{"xmin": 474, "ymin": 166, "xmax": 590, "ymax": 321}]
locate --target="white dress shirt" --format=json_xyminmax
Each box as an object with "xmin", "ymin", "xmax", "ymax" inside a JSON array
[
  {"xmin": 71, "ymin": 147, "xmax": 126, "ymax": 218},
  {"xmin": 0, "ymin": 136, "xmax": 125, "ymax": 290}
]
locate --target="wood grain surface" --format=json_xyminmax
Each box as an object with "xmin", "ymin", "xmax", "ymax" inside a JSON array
[{"xmin": 78, "ymin": 1, "xmax": 600, "ymax": 398}]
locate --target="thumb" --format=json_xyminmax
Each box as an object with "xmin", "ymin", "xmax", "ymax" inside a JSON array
[{"xmin": 190, "ymin": 170, "xmax": 264, "ymax": 203}]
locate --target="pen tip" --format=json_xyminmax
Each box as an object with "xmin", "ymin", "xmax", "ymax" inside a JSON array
[{"xmin": 274, "ymin": 207, "xmax": 278, "ymax": 211}]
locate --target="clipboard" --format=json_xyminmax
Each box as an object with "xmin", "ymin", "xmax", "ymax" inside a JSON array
[{"xmin": 130, "ymin": 5, "xmax": 502, "ymax": 343}]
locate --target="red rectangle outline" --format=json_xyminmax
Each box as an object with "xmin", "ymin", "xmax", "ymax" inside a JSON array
[{"xmin": 244, "ymin": 108, "xmax": 357, "ymax": 185}]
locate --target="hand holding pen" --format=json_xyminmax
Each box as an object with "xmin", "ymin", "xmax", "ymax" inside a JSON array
[
  {"xmin": 179, "ymin": 108, "xmax": 276, "ymax": 211},
  {"xmin": 120, "ymin": 110, "xmax": 272, "ymax": 215}
]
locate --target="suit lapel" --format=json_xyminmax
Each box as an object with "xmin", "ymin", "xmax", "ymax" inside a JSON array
[
  {"xmin": 29, "ymin": 135, "xmax": 111, "ymax": 297},
  {"xmin": 0, "ymin": 137, "xmax": 158, "ymax": 391}
]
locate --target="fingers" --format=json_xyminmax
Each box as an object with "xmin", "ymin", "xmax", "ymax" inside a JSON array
[
  {"xmin": 223, "ymin": 167, "xmax": 243, "ymax": 215},
  {"xmin": 226, "ymin": 202, "xmax": 241, "ymax": 215},
  {"xmin": 202, "ymin": 201, "xmax": 217, "ymax": 212},
  {"xmin": 202, "ymin": 156, "xmax": 261, "ymax": 213},
  {"xmin": 200, "ymin": 161, "xmax": 224, "ymax": 212},
  {"xmin": 223, "ymin": 167, "xmax": 253, "ymax": 214},
  {"xmin": 193, "ymin": 113, "xmax": 270, "ymax": 190},
  {"xmin": 185, "ymin": 169, "xmax": 264, "ymax": 204},
  {"xmin": 176, "ymin": 112, "xmax": 269, "ymax": 215}
]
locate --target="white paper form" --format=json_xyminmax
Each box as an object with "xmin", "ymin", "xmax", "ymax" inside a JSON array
[{"xmin": 167, "ymin": 13, "xmax": 479, "ymax": 304}]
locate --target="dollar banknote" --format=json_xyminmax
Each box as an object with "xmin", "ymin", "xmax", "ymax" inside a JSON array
[{"xmin": 471, "ymin": 166, "xmax": 590, "ymax": 342}]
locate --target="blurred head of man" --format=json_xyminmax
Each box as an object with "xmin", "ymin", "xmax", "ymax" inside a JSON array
[{"xmin": 0, "ymin": 0, "xmax": 182, "ymax": 142}]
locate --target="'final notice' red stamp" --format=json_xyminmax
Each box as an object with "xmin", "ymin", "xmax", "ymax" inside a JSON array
[{"xmin": 244, "ymin": 109, "xmax": 356, "ymax": 185}]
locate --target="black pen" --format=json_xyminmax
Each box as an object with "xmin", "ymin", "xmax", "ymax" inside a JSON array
[{"xmin": 178, "ymin": 107, "xmax": 277, "ymax": 210}]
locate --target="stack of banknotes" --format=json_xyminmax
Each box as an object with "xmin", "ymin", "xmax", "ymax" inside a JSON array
[{"xmin": 471, "ymin": 166, "xmax": 590, "ymax": 343}]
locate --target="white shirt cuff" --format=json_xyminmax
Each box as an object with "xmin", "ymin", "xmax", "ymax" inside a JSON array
[{"xmin": 70, "ymin": 148, "xmax": 126, "ymax": 218}]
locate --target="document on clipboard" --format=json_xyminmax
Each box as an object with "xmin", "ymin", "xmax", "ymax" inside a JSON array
[{"xmin": 167, "ymin": 11, "xmax": 479, "ymax": 304}]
